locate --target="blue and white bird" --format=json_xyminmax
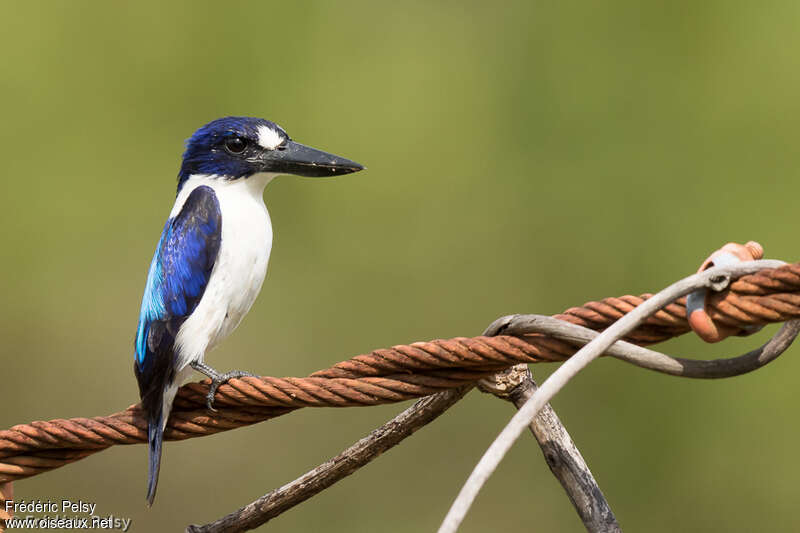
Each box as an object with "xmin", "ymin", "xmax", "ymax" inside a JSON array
[{"xmin": 133, "ymin": 116, "xmax": 363, "ymax": 505}]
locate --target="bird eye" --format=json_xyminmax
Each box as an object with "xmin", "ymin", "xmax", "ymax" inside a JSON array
[{"xmin": 224, "ymin": 137, "xmax": 248, "ymax": 154}]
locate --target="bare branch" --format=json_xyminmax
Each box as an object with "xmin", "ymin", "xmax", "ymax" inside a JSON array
[
  {"xmin": 479, "ymin": 366, "xmax": 621, "ymax": 532},
  {"xmin": 186, "ymin": 386, "xmax": 471, "ymax": 533},
  {"xmin": 438, "ymin": 259, "xmax": 785, "ymax": 533}
]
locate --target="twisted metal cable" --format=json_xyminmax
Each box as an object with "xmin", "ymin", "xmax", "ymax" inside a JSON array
[{"xmin": 2, "ymin": 262, "xmax": 800, "ymax": 484}]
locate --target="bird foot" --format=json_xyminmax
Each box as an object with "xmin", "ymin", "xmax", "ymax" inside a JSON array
[{"xmin": 190, "ymin": 362, "xmax": 257, "ymax": 412}]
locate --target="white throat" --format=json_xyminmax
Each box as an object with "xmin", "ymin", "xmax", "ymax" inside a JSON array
[{"xmin": 171, "ymin": 173, "xmax": 277, "ymax": 218}]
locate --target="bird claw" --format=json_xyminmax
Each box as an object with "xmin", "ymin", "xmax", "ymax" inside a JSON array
[{"xmin": 205, "ymin": 370, "xmax": 258, "ymax": 412}]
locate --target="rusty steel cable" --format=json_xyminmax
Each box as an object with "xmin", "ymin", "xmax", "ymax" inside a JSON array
[{"xmin": 2, "ymin": 261, "xmax": 800, "ymax": 484}]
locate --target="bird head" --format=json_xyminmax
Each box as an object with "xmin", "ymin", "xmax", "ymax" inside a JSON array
[{"xmin": 177, "ymin": 116, "xmax": 363, "ymax": 190}]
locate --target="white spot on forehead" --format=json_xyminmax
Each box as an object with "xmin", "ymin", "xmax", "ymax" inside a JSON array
[{"xmin": 257, "ymin": 125, "xmax": 284, "ymax": 150}]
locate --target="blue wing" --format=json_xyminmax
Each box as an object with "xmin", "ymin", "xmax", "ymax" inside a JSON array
[{"xmin": 134, "ymin": 185, "xmax": 221, "ymax": 378}]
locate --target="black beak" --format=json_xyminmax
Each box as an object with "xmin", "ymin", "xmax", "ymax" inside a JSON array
[{"xmin": 261, "ymin": 140, "xmax": 364, "ymax": 177}]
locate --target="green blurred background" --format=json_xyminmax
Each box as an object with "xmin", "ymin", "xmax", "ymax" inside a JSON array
[{"xmin": 2, "ymin": 1, "xmax": 800, "ymax": 531}]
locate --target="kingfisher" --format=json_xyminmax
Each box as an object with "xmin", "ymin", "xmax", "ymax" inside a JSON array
[{"xmin": 133, "ymin": 116, "xmax": 363, "ymax": 505}]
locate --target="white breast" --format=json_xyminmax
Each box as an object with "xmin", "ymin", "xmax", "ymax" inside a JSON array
[{"xmin": 170, "ymin": 173, "xmax": 276, "ymax": 371}]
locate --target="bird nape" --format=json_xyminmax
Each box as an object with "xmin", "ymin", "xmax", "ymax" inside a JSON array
[{"xmin": 132, "ymin": 116, "xmax": 364, "ymax": 505}]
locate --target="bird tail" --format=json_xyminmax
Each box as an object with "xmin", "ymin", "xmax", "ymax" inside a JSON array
[
  {"xmin": 134, "ymin": 346, "xmax": 182, "ymax": 506},
  {"xmin": 146, "ymin": 411, "xmax": 164, "ymax": 506}
]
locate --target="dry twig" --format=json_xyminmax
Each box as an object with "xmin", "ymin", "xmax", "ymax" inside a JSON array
[{"xmin": 186, "ymin": 387, "xmax": 471, "ymax": 533}]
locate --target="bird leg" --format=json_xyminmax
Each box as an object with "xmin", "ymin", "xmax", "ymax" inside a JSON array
[{"xmin": 190, "ymin": 361, "xmax": 258, "ymax": 412}]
